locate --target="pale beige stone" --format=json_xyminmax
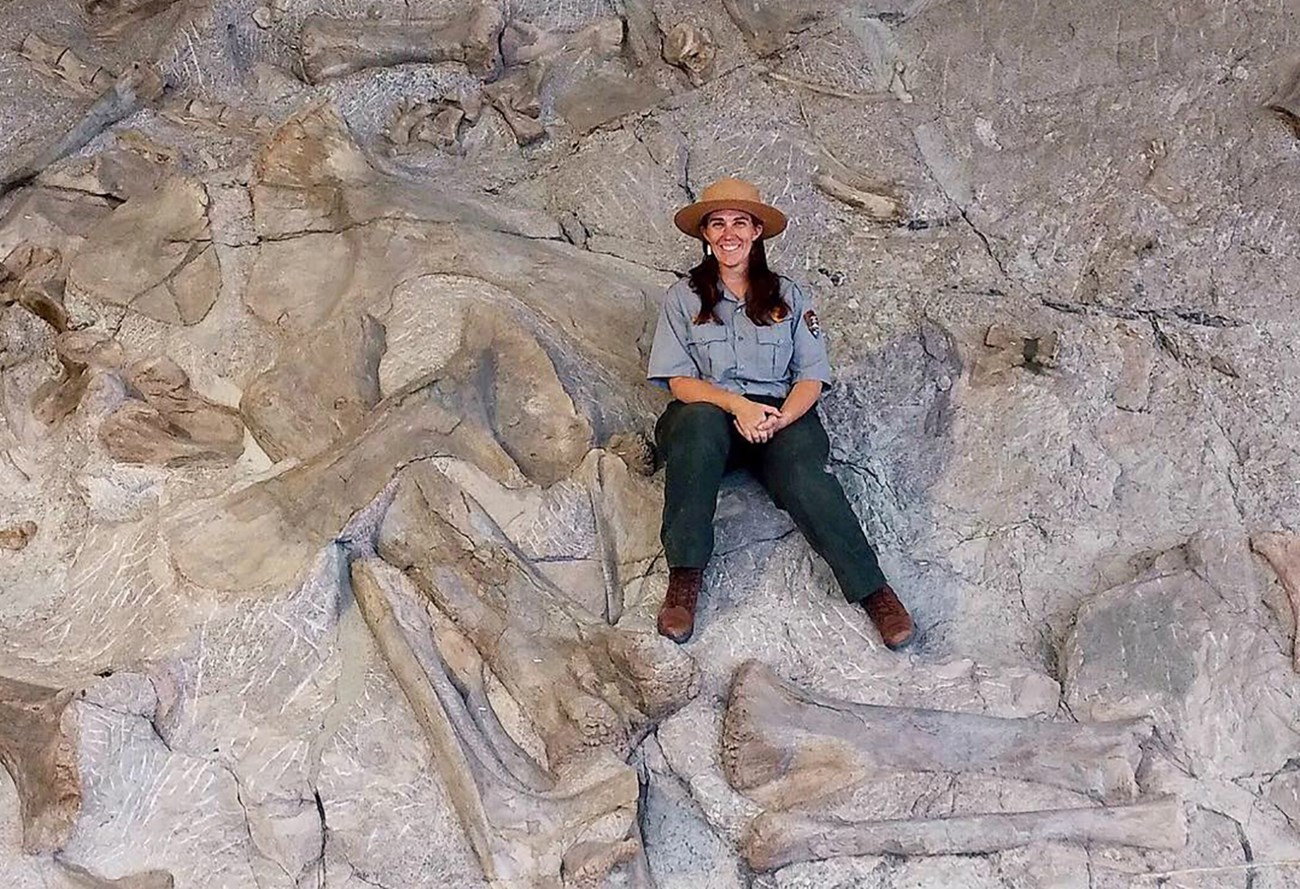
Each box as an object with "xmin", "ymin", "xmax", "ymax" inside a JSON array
[{"xmin": 66, "ymin": 177, "xmax": 219, "ymax": 326}]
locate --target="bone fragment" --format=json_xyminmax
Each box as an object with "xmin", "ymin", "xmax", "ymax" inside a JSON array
[
  {"xmin": 814, "ymin": 171, "xmax": 904, "ymax": 222},
  {"xmin": 662, "ymin": 22, "xmax": 716, "ymax": 85},
  {"xmin": 503, "ymin": 18, "xmax": 624, "ymax": 66},
  {"xmin": 1, "ymin": 244, "xmax": 68, "ymax": 332},
  {"xmin": 1251, "ymin": 531, "xmax": 1300, "ymax": 671},
  {"xmin": 0, "ymin": 677, "xmax": 81, "ymax": 853},
  {"xmin": 19, "ymin": 34, "xmax": 116, "ymax": 95},
  {"xmin": 1266, "ymin": 60, "xmax": 1300, "ymax": 135},
  {"xmin": 299, "ymin": 4, "xmax": 505, "ymax": 84},
  {"xmin": 0, "ymin": 521, "xmax": 38, "ymax": 551},
  {"xmin": 0, "ymin": 62, "xmax": 165, "ymax": 199},
  {"xmin": 97, "ymin": 358, "xmax": 245, "ymax": 465},
  {"xmin": 484, "ymin": 64, "xmax": 547, "ymax": 145},
  {"xmin": 1, "ymin": 244, "xmax": 89, "ymax": 424},
  {"xmin": 604, "ymin": 432, "xmax": 655, "ymax": 477},
  {"xmin": 722, "ymin": 660, "xmax": 1151, "ymax": 810},
  {"xmin": 743, "ymin": 796, "xmax": 1187, "ymax": 871}
]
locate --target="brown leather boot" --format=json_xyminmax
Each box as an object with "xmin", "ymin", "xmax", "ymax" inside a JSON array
[
  {"xmin": 658, "ymin": 568, "xmax": 703, "ymax": 643},
  {"xmin": 862, "ymin": 584, "xmax": 914, "ymax": 650}
]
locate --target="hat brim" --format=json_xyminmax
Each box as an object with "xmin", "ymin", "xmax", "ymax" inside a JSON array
[{"xmin": 674, "ymin": 198, "xmax": 787, "ymax": 239}]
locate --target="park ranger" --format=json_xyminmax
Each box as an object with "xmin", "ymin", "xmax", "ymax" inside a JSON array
[{"xmin": 646, "ymin": 177, "xmax": 915, "ymax": 649}]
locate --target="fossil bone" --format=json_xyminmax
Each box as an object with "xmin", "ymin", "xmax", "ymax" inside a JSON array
[
  {"xmin": 357, "ymin": 448, "xmax": 692, "ymax": 885},
  {"xmin": 299, "ymin": 4, "xmax": 505, "ymax": 84},
  {"xmin": 0, "ymin": 62, "xmax": 164, "ymax": 199},
  {"xmin": 351, "ymin": 556, "xmax": 653, "ymax": 887},
  {"xmin": 1251, "ymin": 531, "xmax": 1300, "ymax": 671},
  {"xmin": 19, "ymin": 34, "xmax": 117, "ymax": 95},
  {"xmin": 813, "ymin": 170, "xmax": 904, "ymax": 222},
  {"xmin": 662, "ymin": 22, "xmax": 716, "ymax": 85},
  {"xmin": 385, "ymin": 100, "xmax": 468, "ymax": 151},
  {"xmin": 722, "ymin": 660, "xmax": 1152, "ymax": 810},
  {"xmin": 0, "ymin": 244, "xmax": 90, "ymax": 425},
  {"xmin": 98, "ymin": 357, "xmax": 245, "ymax": 465},
  {"xmin": 0, "ymin": 521, "xmax": 38, "ymax": 551},
  {"xmin": 0, "ymin": 677, "xmax": 81, "ymax": 853},
  {"xmin": 1266, "ymin": 60, "xmax": 1300, "ymax": 135},
  {"xmin": 484, "ymin": 64, "xmax": 548, "ymax": 145},
  {"xmin": 377, "ymin": 461, "xmax": 697, "ymax": 768},
  {"xmin": 742, "ymin": 796, "xmax": 1187, "ymax": 871},
  {"xmin": 503, "ymin": 18, "xmax": 624, "ymax": 67}
]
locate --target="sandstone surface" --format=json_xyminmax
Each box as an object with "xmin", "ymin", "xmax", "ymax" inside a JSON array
[{"xmin": 0, "ymin": 0, "xmax": 1297, "ymax": 887}]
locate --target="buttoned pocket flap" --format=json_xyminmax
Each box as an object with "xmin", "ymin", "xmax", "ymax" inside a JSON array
[
  {"xmin": 691, "ymin": 324, "xmax": 728, "ymax": 344},
  {"xmin": 755, "ymin": 321, "xmax": 792, "ymax": 343}
]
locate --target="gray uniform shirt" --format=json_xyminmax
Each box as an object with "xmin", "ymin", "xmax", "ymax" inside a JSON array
[{"xmin": 646, "ymin": 275, "xmax": 832, "ymax": 398}]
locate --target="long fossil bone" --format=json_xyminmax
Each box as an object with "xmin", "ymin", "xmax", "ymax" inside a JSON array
[
  {"xmin": 299, "ymin": 4, "xmax": 505, "ymax": 84},
  {"xmin": 722, "ymin": 660, "xmax": 1152, "ymax": 810},
  {"xmin": 742, "ymin": 796, "xmax": 1187, "ymax": 871}
]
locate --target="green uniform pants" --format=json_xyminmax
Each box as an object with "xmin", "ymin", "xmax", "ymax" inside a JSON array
[{"xmin": 655, "ymin": 397, "xmax": 888, "ymax": 603}]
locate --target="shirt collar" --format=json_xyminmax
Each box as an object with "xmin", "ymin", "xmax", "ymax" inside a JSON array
[{"xmin": 718, "ymin": 279, "xmax": 743, "ymax": 303}]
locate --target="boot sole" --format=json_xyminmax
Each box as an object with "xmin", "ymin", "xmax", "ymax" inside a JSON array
[
  {"xmin": 883, "ymin": 628, "xmax": 916, "ymax": 651},
  {"xmin": 659, "ymin": 627, "xmax": 694, "ymax": 644}
]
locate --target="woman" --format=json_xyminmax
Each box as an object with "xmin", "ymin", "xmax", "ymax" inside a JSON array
[{"xmin": 646, "ymin": 178, "xmax": 914, "ymax": 649}]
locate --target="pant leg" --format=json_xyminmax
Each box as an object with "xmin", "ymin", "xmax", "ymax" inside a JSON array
[
  {"xmin": 754, "ymin": 409, "xmax": 888, "ymax": 602},
  {"xmin": 655, "ymin": 400, "xmax": 733, "ymax": 568}
]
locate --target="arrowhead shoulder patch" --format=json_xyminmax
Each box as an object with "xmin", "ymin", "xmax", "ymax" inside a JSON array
[{"xmin": 803, "ymin": 309, "xmax": 822, "ymax": 338}]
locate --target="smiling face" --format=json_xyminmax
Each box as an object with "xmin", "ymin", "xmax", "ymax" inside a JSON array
[{"xmin": 701, "ymin": 209, "xmax": 763, "ymax": 271}]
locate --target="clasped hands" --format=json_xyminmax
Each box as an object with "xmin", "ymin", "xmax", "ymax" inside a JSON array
[{"xmin": 731, "ymin": 397, "xmax": 789, "ymax": 444}]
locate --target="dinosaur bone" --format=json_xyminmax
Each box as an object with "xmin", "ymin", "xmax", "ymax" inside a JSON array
[
  {"xmin": 354, "ymin": 454, "xmax": 693, "ymax": 884},
  {"xmin": 299, "ymin": 4, "xmax": 505, "ymax": 84},
  {"xmin": 0, "ymin": 62, "xmax": 164, "ymax": 199},
  {"xmin": 1251, "ymin": 531, "xmax": 1300, "ymax": 671},
  {"xmin": 723, "ymin": 662, "xmax": 1184, "ymax": 869},
  {"xmin": 0, "ymin": 677, "xmax": 81, "ymax": 853},
  {"xmin": 19, "ymin": 34, "xmax": 116, "ymax": 95},
  {"xmin": 722, "ymin": 660, "xmax": 1152, "ymax": 810},
  {"xmin": 350, "ymin": 557, "xmax": 645, "ymax": 887},
  {"xmin": 662, "ymin": 22, "xmax": 716, "ymax": 85},
  {"xmin": 1267, "ymin": 60, "xmax": 1300, "ymax": 135},
  {"xmin": 742, "ymin": 796, "xmax": 1187, "ymax": 871},
  {"xmin": 484, "ymin": 64, "xmax": 547, "ymax": 145}
]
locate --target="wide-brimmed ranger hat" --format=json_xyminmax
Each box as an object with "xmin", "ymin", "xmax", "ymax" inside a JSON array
[{"xmin": 673, "ymin": 177, "xmax": 787, "ymax": 239}]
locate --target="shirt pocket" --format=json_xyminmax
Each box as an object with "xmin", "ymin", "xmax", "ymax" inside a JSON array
[
  {"xmin": 688, "ymin": 323, "xmax": 733, "ymax": 379},
  {"xmin": 754, "ymin": 320, "xmax": 795, "ymax": 380}
]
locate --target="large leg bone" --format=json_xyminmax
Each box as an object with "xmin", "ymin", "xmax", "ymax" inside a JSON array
[
  {"xmin": 0, "ymin": 62, "xmax": 164, "ymax": 199},
  {"xmin": 299, "ymin": 4, "xmax": 505, "ymax": 84},
  {"xmin": 350, "ymin": 558, "xmax": 643, "ymax": 887},
  {"xmin": 378, "ymin": 461, "xmax": 696, "ymax": 769},
  {"xmin": 742, "ymin": 796, "xmax": 1187, "ymax": 871},
  {"xmin": 722, "ymin": 660, "xmax": 1151, "ymax": 809}
]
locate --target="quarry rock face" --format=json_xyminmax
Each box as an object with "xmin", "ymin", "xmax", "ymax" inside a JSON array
[{"xmin": 0, "ymin": 1, "xmax": 1297, "ymax": 887}]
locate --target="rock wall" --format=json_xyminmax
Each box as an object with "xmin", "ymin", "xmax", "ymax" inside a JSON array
[{"xmin": 0, "ymin": 1, "xmax": 1298, "ymax": 887}]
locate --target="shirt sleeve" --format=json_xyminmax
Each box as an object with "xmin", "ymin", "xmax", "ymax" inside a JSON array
[
  {"xmin": 646, "ymin": 285, "xmax": 699, "ymax": 389},
  {"xmin": 789, "ymin": 281, "xmax": 833, "ymax": 386}
]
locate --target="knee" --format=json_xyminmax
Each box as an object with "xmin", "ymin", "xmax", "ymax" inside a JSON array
[{"xmin": 660, "ymin": 402, "xmax": 730, "ymax": 457}]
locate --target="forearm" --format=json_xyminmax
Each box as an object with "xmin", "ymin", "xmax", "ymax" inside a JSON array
[
  {"xmin": 668, "ymin": 377, "xmax": 744, "ymax": 413},
  {"xmin": 780, "ymin": 380, "xmax": 823, "ymax": 423}
]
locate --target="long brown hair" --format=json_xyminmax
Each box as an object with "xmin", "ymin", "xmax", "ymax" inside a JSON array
[{"xmin": 688, "ymin": 232, "xmax": 789, "ymax": 326}]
